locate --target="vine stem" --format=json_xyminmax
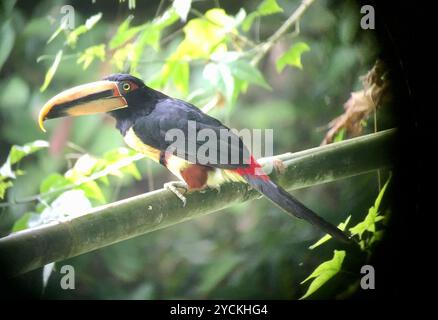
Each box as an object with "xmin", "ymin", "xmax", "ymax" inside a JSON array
[{"xmin": 251, "ymin": 0, "xmax": 316, "ymax": 66}]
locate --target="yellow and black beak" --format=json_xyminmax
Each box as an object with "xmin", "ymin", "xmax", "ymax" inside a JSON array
[{"xmin": 38, "ymin": 80, "xmax": 128, "ymax": 132}]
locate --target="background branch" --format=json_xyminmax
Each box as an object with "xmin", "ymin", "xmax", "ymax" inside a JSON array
[{"xmin": 251, "ymin": 0, "xmax": 315, "ymax": 65}]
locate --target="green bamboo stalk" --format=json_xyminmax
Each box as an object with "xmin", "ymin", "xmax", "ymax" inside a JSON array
[{"xmin": 0, "ymin": 129, "xmax": 395, "ymax": 276}]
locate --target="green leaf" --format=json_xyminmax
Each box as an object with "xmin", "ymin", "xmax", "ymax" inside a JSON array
[
  {"xmin": 77, "ymin": 44, "xmax": 106, "ymax": 70},
  {"xmin": 334, "ymin": 127, "xmax": 346, "ymax": 142},
  {"xmin": 171, "ymin": 60, "xmax": 190, "ymax": 95},
  {"xmin": 0, "ymin": 179, "xmax": 13, "ymax": 199},
  {"xmin": 9, "ymin": 140, "xmax": 49, "ymax": 165},
  {"xmin": 276, "ymin": 42, "xmax": 311, "ymax": 72},
  {"xmin": 66, "ymin": 154, "xmax": 99, "ymax": 180},
  {"xmin": 111, "ymin": 44, "xmax": 133, "ymax": 71},
  {"xmin": 80, "ymin": 181, "xmax": 106, "ymax": 203},
  {"xmin": 66, "ymin": 13, "xmax": 102, "ymax": 47},
  {"xmin": 242, "ymin": 12, "xmax": 258, "ymax": 32},
  {"xmin": 1, "ymin": 140, "xmax": 49, "ymax": 180},
  {"xmin": 153, "ymin": 7, "xmax": 179, "ymax": 30},
  {"xmin": 121, "ymin": 163, "xmax": 141, "ymax": 180},
  {"xmin": 300, "ymin": 250, "xmax": 346, "ymax": 299},
  {"xmin": 130, "ymin": 24, "xmax": 160, "ymax": 73},
  {"xmin": 229, "ymin": 59, "xmax": 271, "ymax": 90},
  {"xmin": 309, "ymin": 215, "xmax": 351, "ymax": 250},
  {"xmin": 40, "ymin": 173, "xmax": 70, "ymax": 194},
  {"xmin": 0, "ymin": 20, "xmax": 15, "ymax": 72},
  {"xmin": 242, "ymin": 0, "xmax": 282, "ymax": 31},
  {"xmin": 258, "ymin": 0, "xmax": 283, "ymax": 16},
  {"xmin": 176, "ymin": 9, "xmax": 234, "ymax": 59},
  {"xmin": 103, "ymin": 147, "xmax": 137, "ymax": 163},
  {"xmin": 40, "ymin": 50, "xmax": 63, "ymax": 92},
  {"xmin": 349, "ymin": 175, "xmax": 391, "ymax": 240},
  {"xmin": 12, "ymin": 212, "xmax": 32, "ymax": 232},
  {"xmin": 47, "ymin": 19, "xmax": 67, "ymax": 44},
  {"xmin": 109, "ymin": 15, "xmax": 145, "ymax": 50}
]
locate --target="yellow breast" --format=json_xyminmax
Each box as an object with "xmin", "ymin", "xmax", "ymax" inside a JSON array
[{"xmin": 124, "ymin": 127, "xmax": 161, "ymax": 163}]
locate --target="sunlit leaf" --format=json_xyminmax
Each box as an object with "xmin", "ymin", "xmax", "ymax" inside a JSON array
[
  {"xmin": 121, "ymin": 163, "xmax": 141, "ymax": 180},
  {"xmin": 66, "ymin": 154, "xmax": 99, "ymax": 180},
  {"xmin": 243, "ymin": 12, "xmax": 258, "ymax": 32},
  {"xmin": 77, "ymin": 44, "xmax": 106, "ymax": 69},
  {"xmin": 80, "ymin": 180, "xmax": 106, "ymax": 203},
  {"xmin": 203, "ymin": 63, "xmax": 235, "ymax": 104},
  {"xmin": 40, "ymin": 173, "xmax": 70, "ymax": 194},
  {"xmin": 0, "ymin": 179, "xmax": 13, "ymax": 199},
  {"xmin": 109, "ymin": 15, "xmax": 145, "ymax": 50},
  {"xmin": 67, "ymin": 13, "xmax": 102, "ymax": 47},
  {"xmin": 300, "ymin": 250, "xmax": 346, "ymax": 299},
  {"xmin": 242, "ymin": 0, "xmax": 283, "ymax": 31},
  {"xmin": 40, "ymin": 50, "xmax": 63, "ymax": 92},
  {"xmin": 173, "ymin": 0, "xmax": 192, "ymax": 22},
  {"xmin": 309, "ymin": 215, "xmax": 351, "ymax": 249},
  {"xmin": 99, "ymin": 175, "xmax": 110, "ymax": 186},
  {"xmin": 276, "ymin": 42, "xmax": 311, "ymax": 72},
  {"xmin": 153, "ymin": 7, "xmax": 179, "ymax": 30},
  {"xmin": 333, "ymin": 127, "xmax": 346, "ymax": 142},
  {"xmin": 111, "ymin": 43, "xmax": 133, "ymax": 71},
  {"xmin": 12, "ymin": 212, "xmax": 32, "ymax": 232},
  {"xmin": 9, "ymin": 140, "xmax": 49, "ymax": 165},
  {"xmin": 47, "ymin": 19, "xmax": 67, "ymax": 44},
  {"xmin": 1, "ymin": 140, "xmax": 49, "ymax": 179},
  {"xmin": 177, "ymin": 9, "xmax": 235, "ymax": 59},
  {"xmin": 171, "ymin": 60, "xmax": 190, "ymax": 95}
]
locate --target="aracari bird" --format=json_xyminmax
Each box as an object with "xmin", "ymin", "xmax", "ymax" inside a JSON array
[{"xmin": 38, "ymin": 74, "xmax": 350, "ymax": 243}]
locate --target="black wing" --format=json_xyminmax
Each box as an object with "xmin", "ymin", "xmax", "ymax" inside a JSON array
[{"xmin": 132, "ymin": 98, "xmax": 251, "ymax": 169}]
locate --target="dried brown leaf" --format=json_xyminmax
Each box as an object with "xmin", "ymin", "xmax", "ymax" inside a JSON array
[{"xmin": 321, "ymin": 60, "xmax": 390, "ymax": 145}]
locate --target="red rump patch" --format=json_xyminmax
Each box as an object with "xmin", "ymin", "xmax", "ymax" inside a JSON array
[
  {"xmin": 235, "ymin": 156, "xmax": 269, "ymax": 181},
  {"xmin": 181, "ymin": 164, "xmax": 211, "ymax": 190}
]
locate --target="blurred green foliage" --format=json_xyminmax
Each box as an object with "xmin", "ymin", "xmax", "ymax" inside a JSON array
[{"xmin": 0, "ymin": 0, "xmax": 394, "ymax": 299}]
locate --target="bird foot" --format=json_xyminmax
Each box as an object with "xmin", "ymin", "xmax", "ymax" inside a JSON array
[{"xmin": 164, "ymin": 181, "xmax": 188, "ymax": 207}]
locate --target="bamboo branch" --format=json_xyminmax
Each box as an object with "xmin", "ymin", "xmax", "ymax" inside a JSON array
[{"xmin": 0, "ymin": 129, "xmax": 395, "ymax": 277}]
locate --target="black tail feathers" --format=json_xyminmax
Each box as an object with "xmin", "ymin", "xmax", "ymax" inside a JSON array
[{"xmin": 243, "ymin": 175, "xmax": 351, "ymax": 243}]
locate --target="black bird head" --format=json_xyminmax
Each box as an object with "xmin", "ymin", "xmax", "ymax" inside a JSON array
[{"xmin": 38, "ymin": 73, "xmax": 161, "ymax": 132}]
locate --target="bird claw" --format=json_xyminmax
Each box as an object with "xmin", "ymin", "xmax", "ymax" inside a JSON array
[{"xmin": 164, "ymin": 181, "xmax": 188, "ymax": 207}]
